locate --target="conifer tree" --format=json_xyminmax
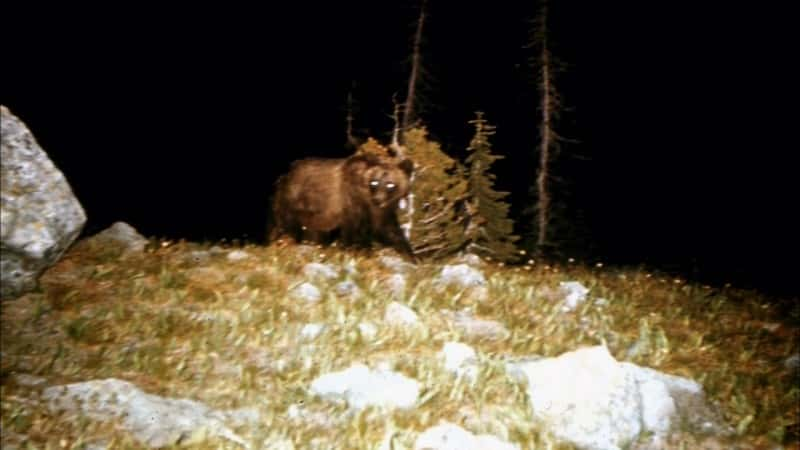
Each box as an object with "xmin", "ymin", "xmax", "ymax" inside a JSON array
[
  {"xmin": 463, "ymin": 113, "xmax": 519, "ymax": 261},
  {"xmin": 403, "ymin": 127, "xmax": 468, "ymax": 258}
]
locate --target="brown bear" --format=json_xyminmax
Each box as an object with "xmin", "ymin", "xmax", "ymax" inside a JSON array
[{"xmin": 270, "ymin": 153, "xmax": 415, "ymax": 257}]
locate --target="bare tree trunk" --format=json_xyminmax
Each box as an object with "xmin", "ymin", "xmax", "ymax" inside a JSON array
[
  {"xmin": 390, "ymin": 94, "xmax": 403, "ymax": 154},
  {"xmin": 534, "ymin": 0, "xmax": 556, "ymax": 253},
  {"xmin": 345, "ymin": 90, "xmax": 359, "ymax": 149},
  {"xmin": 402, "ymin": 0, "xmax": 427, "ymax": 133}
]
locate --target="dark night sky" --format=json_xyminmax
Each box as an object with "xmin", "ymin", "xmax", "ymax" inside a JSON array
[{"xmin": 1, "ymin": 2, "xmax": 796, "ymax": 296}]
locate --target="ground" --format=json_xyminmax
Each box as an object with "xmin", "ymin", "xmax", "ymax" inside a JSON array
[{"xmin": 1, "ymin": 237, "xmax": 798, "ymax": 449}]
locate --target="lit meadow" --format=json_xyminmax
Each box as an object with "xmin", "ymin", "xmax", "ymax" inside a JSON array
[{"xmin": 1, "ymin": 238, "xmax": 797, "ymax": 449}]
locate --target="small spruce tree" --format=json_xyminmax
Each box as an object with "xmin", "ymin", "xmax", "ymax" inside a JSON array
[
  {"xmin": 463, "ymin": 112, "xmax": 519, "ymax": 261},
  {"xmin": 403, "ymin": 127, "xmax": 468, "ymax": 258}
]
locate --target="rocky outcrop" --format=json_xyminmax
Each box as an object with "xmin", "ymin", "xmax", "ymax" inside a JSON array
[{"xmin": 1, "ymin": 106, "xmax": 86, "ymax": 299}]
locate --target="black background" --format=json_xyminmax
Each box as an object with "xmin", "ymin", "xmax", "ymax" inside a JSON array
[{"xmin": 2, "ymin": 2, "xmax": 796, "ymax": 296}]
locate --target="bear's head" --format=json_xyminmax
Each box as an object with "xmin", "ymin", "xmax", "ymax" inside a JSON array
[{"xmin": 347, "ymin": 154, "xmax": 414, "ymax": 210}]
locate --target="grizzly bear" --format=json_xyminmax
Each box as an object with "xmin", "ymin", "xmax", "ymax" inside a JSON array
[{"xmin": 270, "ymin": 153, "xmax": 415, "ymax": 257}]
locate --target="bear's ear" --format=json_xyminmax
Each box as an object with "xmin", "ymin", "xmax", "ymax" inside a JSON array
[{"xmin": 398, "ymin": 159, "xmax": 414, "ymax": 176}]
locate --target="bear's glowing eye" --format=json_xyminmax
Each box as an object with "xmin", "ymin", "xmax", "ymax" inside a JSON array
[
  {"xmin": 369, "ymin": 180, "xmax": 380, "ymax": 187},
  {"xmin": 386, "ymin": 182, "xmax": 396, "ymax": 191}
]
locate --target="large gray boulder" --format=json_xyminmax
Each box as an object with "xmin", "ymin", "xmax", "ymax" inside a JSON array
[
  {"xmin": 42, "ymin": 378, "xmax": 257, "ymax": 448},
  {"xmin": 505, "ymin": 345, "xmax": 730, "ymax": 450},
  {"xmin": 1, "ymin": 106, "xmax": 86, "ymax": 299}
]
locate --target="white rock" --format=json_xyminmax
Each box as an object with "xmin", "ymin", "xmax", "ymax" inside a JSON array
[
  {"xmin": 42, "ymin": 378, "xmax": 255, "ymax": 449},
  {"xmin": 379, "ymin": 255, "xmax": 415, "ymax": 273},
  {"xmin": 209, "ymin": 245, "xmax": 226, "ymax": 254},
  {"xmin": 506, "ymin": 346, "xmax": 720, "ymax": 450},
  {"xmin": 441, "ymin": 342, "xmax": 479, "ymax": 381},
  {"xmin": 436, "ymin": 264, "xmax": 486, "ymax": 289},
  {"xmin": 286, "ymin": 404, "xmax": 338, "ymax": 428},
  {"xmin": 300, "ymin": 323, "xmax": 325, "ymax": 341},
  {"xmin": 636, "ymin": 376, "xmax": 675, "ymax": 435},
  {"xmin": 384, "ymin": 302, "xmax": 420, "ymax": 327},
  {"xmin": 385, "ymin": 273, "xmax": 407, "ymax": 299},
  {"xmin": 310, "ymin": 363, "xmax": 420, "ymax": 411},
  {"xmin": 335, "ymin": 280, "xmax": 361, "ymax": 298},
  {"xmin": 456, "ymin": 253, "xmax": 485, "ymax": 267},
  {"xmin": 559, "ymin": 281, "xmax": 590, "ymax": 312},
  {"xmin": 226, "ymin": 250, "xmax": 251, "ymax": 261},
  {"xmin": 444, "ymin": 310, "xmax": 509, "ymax": 341},
  {"xmin": 292, "ymin": 282, "xmax": 321, "ymax": 302},
  {"xmin": 506, "ymin": 346, "xmax": 641, "ymax": 450},
  {"xmin": 303, "ymin": 262, "xmax": 339, "ymax": 280},
  {"xmin": 358, "ymin": 322, "xmax": 378, "ymax": 341},
  {"xmin": 414, "ymin": 422, "xmax": 519, "ymax": 450}
]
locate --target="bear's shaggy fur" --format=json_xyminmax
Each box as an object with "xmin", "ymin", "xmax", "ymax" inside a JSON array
[{"xmin": 270, "ymin": 153, "xmax": 415, "ymax": 257}]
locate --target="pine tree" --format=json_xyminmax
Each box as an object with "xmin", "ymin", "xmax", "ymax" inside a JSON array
[
  {"xmin": 355, "ymin": 137, "xmax": 393, "ymax": 159},
  {"xmin": 403, "ymin": 127, "xmax": 468, "ymax": 258},
  {"xmin": 463, "ymin": 112, "xmax": 519, "ymax": 261}
]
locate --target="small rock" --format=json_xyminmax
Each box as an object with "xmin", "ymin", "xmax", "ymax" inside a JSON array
[
  {"xmin": 303, "ymin": 262, "xmax": 339, "ymax": 281},
  {"xmin": 91, "ymin": 222, "xmax": 149, "ymax": 254},
  {"xmin": 414, "ymin": 422, "xmax": 519, "ymax": 450},
  {"xmin": 379, "ymin": 255, "xmax": 415, "ymax": 274},
  {"xmin": 441, "ymin": 342, "xmax": 479, "ymax": 381},
  {"xmin": 358, "ymin": 322, "xmax": 378, "ymax": 341},
  {"xmin": 335, "ymin": 280, "xmax": 361, "ymax": 298},
  {"xmin": 444, "ymin": 310, "xmax": 510, "ymax": 341},
  {"xmin": 310, "ymin": 363, "xmax": 420, "ymax": 411},
  {"xmin": 384, "ymin": 302, "xmax": 420, "ymax": 328},
  {"xmin": 292, "ymin": 282, "xmax": 321, "ymax": 303},
  {"xmin": 384, "ymin": 273, "xmax": 407, "ymax": 299},
  {"xmin": 300, "ymin": 323, "xmax": 325, "ymax": 341},
  {"xmin": 226, "ymin": 250, "xmax": 251, "ymax": 261},
  {"xmin": 436, "ymin": 264, "xmax": 486, "ymax": 289},
  {"xmin": 558, "ymin": 281, "xmax": 590, "ymax": 312},
  {"xmin": 455, "ymin": 253, "xmax": 485, "ymax": 267}
]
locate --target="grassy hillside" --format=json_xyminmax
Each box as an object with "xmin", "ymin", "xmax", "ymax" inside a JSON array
[{"xmin": 1, "ymin": 237, "xmax": 798, "ymax": 449}]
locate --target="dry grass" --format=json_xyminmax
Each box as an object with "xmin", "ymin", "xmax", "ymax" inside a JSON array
[{"xmin": 1, "ymin": 238, "xmax": 798, "ymax": 449}]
